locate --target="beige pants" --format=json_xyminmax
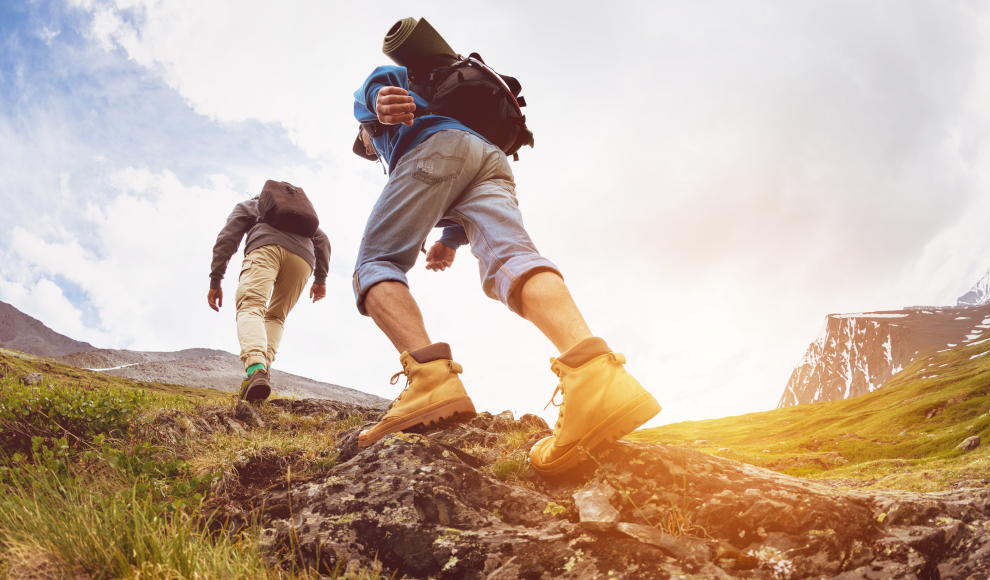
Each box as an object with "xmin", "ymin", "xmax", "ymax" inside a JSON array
[{"xmin": 235, "ymin": 245, "xmax": 312, "ymax": 372}]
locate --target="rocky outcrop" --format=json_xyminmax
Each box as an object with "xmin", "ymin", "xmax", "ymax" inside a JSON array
[
  {"xmin": 200, "ymin": 402, "xmax": 990, "ymax": 579},
  {"xmin": 778, "ymin": 304, "xmax": 990, "ymax": 408}
]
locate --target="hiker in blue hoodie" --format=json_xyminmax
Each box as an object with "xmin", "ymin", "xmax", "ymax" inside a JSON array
[{"xmin": 350, "ymin": 18, "xmax": 660, "ymax": 476}]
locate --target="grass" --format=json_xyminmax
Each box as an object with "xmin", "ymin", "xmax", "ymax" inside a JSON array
[
  {"xmin": 0, "ymin": 351, "xmax": 392, "ymax": 579},
  {"xmin": 483, "ymin": 420, "xmax": 547, "ymax": 484},
  {"xmin": 0, "ymin": 474, "xmax": 272, "ymax": 580},
  {"xmin": 631, "ymin": 330, "xmax": 990, "ymax": 491}
]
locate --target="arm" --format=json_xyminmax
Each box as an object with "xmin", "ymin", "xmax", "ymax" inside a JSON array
[
  {"xmin": 426, "ymin": 226, "xmax": 467, "ymax": 272},
  {"xmin": 438, "ymin": 225, "xmax": 468, "ymax": 250},
  {"xmin": 312, "ymin": 227, "xmax": 331, "ymax": 285},
  {"xmin": 207, "ymin": 202, "xmax": 254, "ymax": 310},
  {"xmin": 353, "ymin": 66, "xmax": 420, "ymax": 128},
  {"xmin": 310, "ymin": 227, "xmax": 330, "ymax": 303}
]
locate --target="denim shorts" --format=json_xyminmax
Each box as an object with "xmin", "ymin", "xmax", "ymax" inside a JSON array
[{"xmin": 353, "ymin": 130, "xmax": 560, "ymax": 316}]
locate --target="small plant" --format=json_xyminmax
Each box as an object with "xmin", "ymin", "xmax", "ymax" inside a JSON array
[
  {"xmin": 491, "ymin": 455, "xmax": 528, "ymax": 482},
  {"xmin": 0, "ymin": 380, "xmax": 157, "ymax": 454}
]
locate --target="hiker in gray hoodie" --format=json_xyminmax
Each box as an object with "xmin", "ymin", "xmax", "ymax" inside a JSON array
[{"xmin": 208, "ymin": 195, "xmax": 330, "ymax": 401}]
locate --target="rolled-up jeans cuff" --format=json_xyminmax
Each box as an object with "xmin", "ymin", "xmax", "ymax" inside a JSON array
[
  {"xmin": 498, "ymin": 256, "xmax": 562, "ymax": 315},
  {"xmin": 353, "ymin": 261, "xmax": 410, "ymax": 316}
]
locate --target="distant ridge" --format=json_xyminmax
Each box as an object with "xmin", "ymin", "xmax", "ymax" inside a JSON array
[
  {"xmin": 958, "ymin": 269, "xmax": 990, "ymax": 306},
  {"xmin": 0, "ymin": 300, "xmax": 386, "ymax": 407},
  {"xmin": 56, "ymin": 348, "xmax": 387, "ymax": 407},
  {"xmin": 0, "ymin": 300, "xmax": 96, "ymax": 357}
]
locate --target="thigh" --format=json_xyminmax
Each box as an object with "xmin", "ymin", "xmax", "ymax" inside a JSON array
[
  {"xmin": 355, "ymin": 131, "xmax": 484, "ymax": 274},
  {"xmin": 448, "ymin": 171, "xmax": 539, "ymax": 265},
  {"xmin": 268, "ymin": 250, "xmax": 312, "ymax": 320}
]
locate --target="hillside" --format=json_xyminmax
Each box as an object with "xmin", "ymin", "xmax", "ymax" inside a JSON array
[
  {"xmin": 633, "ymin": 326, "xmax": 990, "ymax": 491},
  {"xmin": 4, "ymin": 348, "xmax": 989, "ymax": 578},
  {"xmin": 778, "ymin": 303, "xmax": 990, "ymax": 407},
  {"xmin": 0, "ymin": 301, "xmax": 385, "ymax": 407},
  {"xmin": 0, "ymin": 300, "xmax": 96, "ymax": 357}
]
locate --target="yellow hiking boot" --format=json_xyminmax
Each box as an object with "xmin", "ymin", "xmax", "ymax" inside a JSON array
[
  {"xmin": 358, "ymin": 343, "xmax": 477, "ymax": 449},
  {"xmin": 530, "ymin": 338, "xmax": 661, "ymax": 475}
]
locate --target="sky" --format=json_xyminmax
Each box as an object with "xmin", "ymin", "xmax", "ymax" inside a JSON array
[{"xmin": 2, "ymin": 0, "xmax": 990, "ymax": 429}]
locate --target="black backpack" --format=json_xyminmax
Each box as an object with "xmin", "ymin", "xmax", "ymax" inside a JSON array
[
  {"xmin": 409, "ymin": 53, "xmax": 534, "ymax": 160},
  {"xmin": 256, "ymin": 180, "xmax": 320, "ymax": 238}
]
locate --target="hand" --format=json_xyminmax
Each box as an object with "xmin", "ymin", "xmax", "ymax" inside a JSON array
[
  {"xmin": 310, "ymin": 283, "xmax": 326, "ymax": 303},
  {"xmin": 360, "ymin": 127, "xmax": 376, "ymax": 156},
  {"xmin": 208, "ymin": 288, "xmax": 223, "ymax": 312},
  {"xmin": 425, "ymin": 242, "xmax": 456, "ymax": 272},
  {"xmin": 376, "ymin": 86, "xmax": 415, "ymax": 126}
]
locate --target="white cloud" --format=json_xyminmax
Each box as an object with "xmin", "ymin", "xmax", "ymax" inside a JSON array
[
  {"xmin": 0, "ymin": 277, "xmax": 110, "ymax": 346},
  {"xmin": 38, "ymin": 25, "xmax": 60, "ymax": 45}
]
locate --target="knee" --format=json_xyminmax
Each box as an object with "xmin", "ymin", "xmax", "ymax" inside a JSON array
[{"xmin": 513, "ymin": 268, "xmax": 564, "ymax": 318}]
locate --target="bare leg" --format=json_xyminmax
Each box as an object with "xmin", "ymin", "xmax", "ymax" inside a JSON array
[
  {"xmin": 365, "ymin": 281, "xmax": 432, "ymax": 354},
  {"xmin": 518, "ymin": 271, "xmax": 593, "ymax": 353}
]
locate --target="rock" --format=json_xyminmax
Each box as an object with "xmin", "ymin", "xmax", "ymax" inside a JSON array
[
  {"xmin": 693, "ymin": 439, "xmax": 710, "ymax": 445},
  {"xmin": 223, "ymin": 416, "xmax": 249, "ymax": 437},
  {"xmin": 234, "ymin": 402, "xmax": 266, "ymax": 428},
  {"xmin": 617, "ymin": 522, "xmax": 710, "ymax": 560},
  {"xmin": 489, "ymin": 410, "xmax": 516, "ymax": 433},
  {"xmin": 572, "ymin": 482, "xmax": 620, "ymax": 531},
  {"xmin": 957, "ymin": 436, "xmax": 980, "ymax": 451},
  {"xmin": 19, "ymin": 373, "xmax": 42, "ymax": 386},
  {"xmin": 518, "ymin": 413, "xmax": 549, "ymax": 432},
  {"xmin": 468, "ymin": 411, "xmax": 494, "ymax": 430},
  {"xmin": 189, "ymin": 397, "xmax": 990, "ymax": 579}
]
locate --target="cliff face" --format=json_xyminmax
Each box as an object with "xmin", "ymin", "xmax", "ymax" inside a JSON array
[
  {"xmin": 778, "ymin": 304, "xmax": 990, "ymax": 408},
  {"xmin": 958, "ymin": 269, "xmax": 990, "ymax": 306}
]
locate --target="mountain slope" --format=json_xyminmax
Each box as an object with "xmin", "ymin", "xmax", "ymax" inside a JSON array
[
  {"xmin": 0, "ymin": 300, "xmax": 96, "ymax": 357},
  {"xmin": 56, "ymin": 348, "xmax": 387, "ymax": 407},
  {"xmin": 777, "ymin": 304, "xmax": 990, "ymax": 407},
  {"xmin": 633, "ymin": 327, "xmax": 990, "ymax": 489}
]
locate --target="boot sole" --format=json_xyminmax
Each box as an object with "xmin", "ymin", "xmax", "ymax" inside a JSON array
[
  {"xmin": 240, "ymin": 375, "xmax": 271, "ymax": 402},
  {"xmin": 531, "ymin": 393, "xmax": 661, "ymax": 476},
  {"xmin": 358, "ymin": 396, "xmax": 477, "ymax": 449}
]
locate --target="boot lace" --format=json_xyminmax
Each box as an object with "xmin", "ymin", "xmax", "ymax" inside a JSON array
[
  {"xmin": 385, "ymin": 363, "xmax": 411, "ymax": 412},
  {"xmin": 543, "ymin": 359, "xmax": 565, "ymax": 435}
]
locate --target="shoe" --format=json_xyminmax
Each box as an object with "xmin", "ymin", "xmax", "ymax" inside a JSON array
[
  {"xmin": 358, "ymin": 348, "xmax": 477, "ymax": 449},
  {"xmin": 530, "ymin": 351, "xmax": 661, "ymax": 476},
  {"xmin": 239, "ymin": 369, "xmax": 271, "ymax": 402}
]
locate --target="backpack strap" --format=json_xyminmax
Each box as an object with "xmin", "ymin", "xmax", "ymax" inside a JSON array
[{"xmin": 458, "ymin": 54, "xmax": 523, "ymax": 115}]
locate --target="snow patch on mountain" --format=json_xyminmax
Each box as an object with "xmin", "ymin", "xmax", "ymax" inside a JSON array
[
  {"xmin": 958, "ymin": 269, "xmax": 990, "ymax": 306},
  {"xmin": 778, "ymin": 303, "xmax": 990, "ymax": 408}
]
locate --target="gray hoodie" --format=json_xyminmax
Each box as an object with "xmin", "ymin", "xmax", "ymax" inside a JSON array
[{"xmin": 210, "ymin": 197, "xmax": 330, "ymax": 290}]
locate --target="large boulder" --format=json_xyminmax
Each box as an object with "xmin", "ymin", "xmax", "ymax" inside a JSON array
[{"xmin": 201, "ymin": 404, "xmax": 990, "ymax": 579}]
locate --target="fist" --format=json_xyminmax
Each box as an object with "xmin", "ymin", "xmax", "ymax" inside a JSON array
[{"xmin": 376, "ymin": 86, "xmax": 416, "ymax": 126}]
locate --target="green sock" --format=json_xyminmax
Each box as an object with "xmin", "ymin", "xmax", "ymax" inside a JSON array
[{"xmin": 246, "ymin": 363, "xmax": 266, "ymax": 378}]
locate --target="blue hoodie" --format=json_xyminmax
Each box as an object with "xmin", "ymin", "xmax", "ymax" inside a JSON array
[
  {"xmin": 354, "ymin": 65, "xmax": 487, "ymax": 249},
  {"xmin": 353, "ymin": 65, "xmax": 489, "ymax": 174}
]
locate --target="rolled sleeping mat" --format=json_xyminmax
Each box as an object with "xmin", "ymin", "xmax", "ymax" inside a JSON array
[{"xmin": 382, "ymin": 17, "xmax": 458, "ymax": 78}]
